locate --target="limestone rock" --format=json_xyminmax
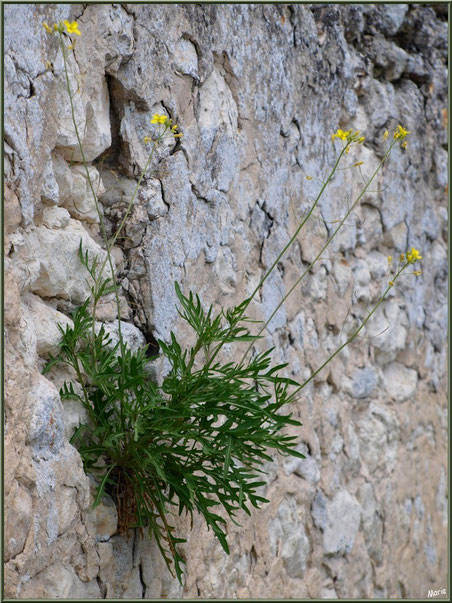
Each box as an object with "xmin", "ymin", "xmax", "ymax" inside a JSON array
[
  {"xmin": 358, "ymin": 483, "xmax": 383, "ymax": 564},
  {"xmin": 26, "ymin": 375, "xmax": 65, "ymax": 460},
  {"xmin": 269, "ymin": 497, "xmax": 310, "ymax": 578},
  {"xmin": 94, "ymin": 320, "xmax": 147, "ymax": 353},
  {"xmin": 323, "ymin": 491, "xmax": 362, "ymax": 556},
  {"xmin": 4, "ymin": 482, "xmax": 33, "ymax": 561},
  {"xmin": 86, "ymin": 493, "xmax": 118, "ymax": 543},
  {"xmin": 383, "ymin": 362, "xmax": 418, "ymax": 402},
  {"xmin": 53, "ymin": 156, "xmax": 105, "ymax": 223},
  {"xmin": 351, "ymin": 367, "xmax": 378, "ymax": 399},
  {"xmin": 41, "ymin": 207, "xmax": 71, "ymax": 230},
  {"xmin": 26, "ymin": 220, "xmax": 114, "ymax": 304},
  {"xmin": 3, "ymin": 3, "xmax": 448, "ymax": 599},
  {"xmin": 24, "ymin": 293, "xmax": 73, "ymax": 357}
]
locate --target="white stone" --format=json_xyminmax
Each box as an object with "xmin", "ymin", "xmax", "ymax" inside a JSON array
[
  {"xmin": 54, "ymin": 53, "xmax": 111, "ymax": 163},
  {"xmin": 24, "ymin": 293, "xmax": 73, "ymax": 357},
  {"xmin": 356, "ymin": 403, "xmax": 400, "ymax": 474},
  {"xmin": 53, "ymin": 156, "xmax": 105, "ymax": 223},
  {"xmin": 26, "ymin": 220, "xmax": 114, "ymax": 304},
  {"xmin": 41, "ymin": 207, "xmax": 71, "ymax": 229},
  {"xmin": 283, "ymin": 444, "xmax": 320, "ymax": 484},
  {"xmin": 198, "ymin": 66, "xmax": 238, "ymax": 151},
  {"xmin": 383, "ymin": 362, "xmax": 418, "ymax": 402},
  {"xmin": 94, "ymin": 320, "xmax": 147, "ymax": 354}
]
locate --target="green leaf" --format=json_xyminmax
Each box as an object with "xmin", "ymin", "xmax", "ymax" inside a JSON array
[{"xmin": 92, "ymin": 464, "xmax": 117, "ymax": 509}]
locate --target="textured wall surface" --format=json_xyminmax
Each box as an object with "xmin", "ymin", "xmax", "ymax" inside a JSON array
[{"xmin": 4, "ymin": 3, "xmax": 448, "ymax": 599}]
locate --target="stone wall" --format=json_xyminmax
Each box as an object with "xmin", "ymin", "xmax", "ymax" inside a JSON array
[{"xmin": 4, "ymin": 3, "xmax": 448, "ymax": 599}]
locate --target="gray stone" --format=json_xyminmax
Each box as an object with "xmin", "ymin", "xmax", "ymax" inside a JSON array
[
  {"xmin": 312, "ymin": 490, "xmax": 327, "ymax": 531},
  {"xmin": 174, "ymin": 38, "xmax": 199, "ymax": 78},
  {"xmin": 269, "ymin": 497, "xmax": 310, "ymax": 579},
  {"xmin": 356, "ymin": 403, "xmax": 400, "ymax": 474},
  {"xmin": 40, "ymin": 159, "xmax": 60, "ymax": 205},
  {"xmin": 352, "ymin": 367, "xmax": 378, "ymax": 399},
  {"xmin": 26, "ymin": 376, "xmax": 65, "ymax": 460},
  {"xmin": 358, "ymin": 483, "xmax": 383, "ymax": 563},
  {"xmin": 323, "ymin": 491, "xmax": 362, "ymax": 556}
]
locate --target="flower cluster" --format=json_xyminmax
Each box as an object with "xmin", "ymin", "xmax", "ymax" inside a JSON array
[
  {"xmin": 393, "ymin": 125, "xmax": 410, "ymax": 140},
  {"xmin": 144, "ymin": 113, "xmax": 183, "ymax": 144},
  {"xmin": 388, "ymin": 247, "xmax": 422, "ymax": 286},
  {"xmin": 405, "ymin": 247, "xmax": 422, "ymax": 263},
  {"xmin": 384, "ymin": 125, "xmax": 410, "ymax": 149},
  {"xmin": 43, "ymin": 20, "xmax": 81, "ymax": 36},
  {"xmin": 331, "ymin": 128, "xmax": 365, "ymax": 144}
]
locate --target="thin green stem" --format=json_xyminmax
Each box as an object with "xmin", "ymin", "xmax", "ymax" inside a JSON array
[
  {"xmin": 288, "ymin": 263, "xmax": 407, "ymax": 402},
  {"xmin": 247, "ymin": 145, "xmax": 348, "ymax": 307},
  {"xmin": 203, "ymin": 144, "xmax": 349, "ymax": 373},
  {"xmin": 59, "ymin": 34, "xmax": 160, "ymax": 432},
  {"xmin": 240, "ymin": 139, "xmax": 397, "ymax": 364}
]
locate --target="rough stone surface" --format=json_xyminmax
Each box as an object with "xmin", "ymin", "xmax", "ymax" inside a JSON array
[
  {"xmin": 4, "ymin": 3, "xmax": 448, "ymax": 599},
  {"xmin": 322, "ymin": 491, "xmax": 362, "ymax": 556}
]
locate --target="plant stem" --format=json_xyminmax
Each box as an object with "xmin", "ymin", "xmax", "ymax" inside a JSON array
[
  {"xmin": 204, "ymin": 143, "xmax": 348, "ymax": 372},
  {"xmin": 288, "ymin": 263, "xmax": 407, "ymax": 401},
  {"xmin": 59, "ymin": 34, "xmax": 159, "ymax": 432},
  {"xmin": 240, "ymin": 139, "xmax": 397, "ymax": 363}
]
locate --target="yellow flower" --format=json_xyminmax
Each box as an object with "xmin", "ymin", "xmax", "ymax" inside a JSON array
[
  {"xmin": 143, "ymin": 136, "xmax": 153, "ymax": 143},
  {"xmin": 150, "ymin": 113, "xmax": 168, "ymax": 125},
  {"xmin": 332, "ymin": 129, "xmax": 365, "ymax": 144},
  {"xmin": 406, "ymin": 247, "xmax": 422, "ymax": 263},
  {"xmin": 353, "ymin": 161, "xmax": 364, "ymax": 167},
  {"xmin": 383, "ymin": 130, "xmax": 389, "ymax": 140},
  {"xmin": 306, "ymin": 176, "xmax": 313, "ymax": 180},
  {"xmin": 171, "ymin": 125, "xmax": 178, "ymax": 132},
  {"xmin": 389, "ymin": 281, "xmax": 394, "ymax": 287},
  {"xmin": 393, "ymin": 125, "xmax": 410, "ymax": 140},
  {"xmin": 387, "ymin": 255, "xmax": 392, "ymax": 264},
  {"xmin": 401, "ymin": 141, "xmax": 408, "ymax": 149},
  {"xmin": 345, "ymin": 146, "xmax": 351, "ymax": 154},
  {"xmin": 332, "ymin": 128, "xmax": 350, "ymax": 141},
  {"xmin": 399, "ymin": 253, "xmax": 405, "ymax": 262},
  {"xmin": 43, "ymin": 22, "xmax": 53, "ymax": 33},
  {"xmin": 53, "ymin": 23, "xmax": 59, "ymax": 31},
  {"xmin": 413, "ymin": 270, "xmax": 422, "ymax": 276},
  {"xmin": 63, "ymin": 20, "xmax": 81, "ymax": 36},
  {"xmin": 173, "ymin": 133, "xmax": 183, "ymax": 138}
]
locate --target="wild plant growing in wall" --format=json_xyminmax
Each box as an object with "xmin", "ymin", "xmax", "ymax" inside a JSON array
[{"xmin": 41, "ymin": 20, "xmax": 421, "ymax": 583}]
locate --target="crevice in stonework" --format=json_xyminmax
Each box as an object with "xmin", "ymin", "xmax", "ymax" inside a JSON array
[
  {"xmin": 96, "ymin": 575, "xmax": 107, "ymax": 599},
  {"xmin": 95, "ymin": 74, "xmax": 123, "ymax": 170},
  {"xmin": 95, "ymin": 69, "xmax": 161, "ymax": 358},
  {"xmin": 138, "ymin": 561, "xmax": 146, "ymax": 598}
]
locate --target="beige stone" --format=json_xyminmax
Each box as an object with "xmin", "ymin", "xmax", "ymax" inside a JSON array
[
  {"xmin": 24, "ymin": 293, "xmax": 73, "ymax": 357},
  {"xmin": 26, "ymin": 219, "xmax": 115, "ymax": 304},
  {"xmin": 4, "ymin": 481, "xmax": 33, "ymax": 561}
]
